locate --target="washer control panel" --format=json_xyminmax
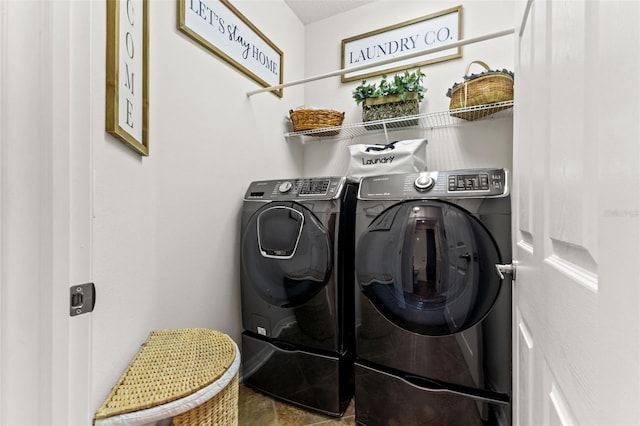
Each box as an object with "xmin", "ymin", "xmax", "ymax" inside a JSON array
[
  {"xmin": 448, "ymin": 171, "xmax": 492, "ymax": 192},
  {"xmin": 245, "ymin": 177, "xmax": 345, "ymax": 200},
  {"xmin": 358, "ymin": 169, "xmax": 509, "ymax": 200}
]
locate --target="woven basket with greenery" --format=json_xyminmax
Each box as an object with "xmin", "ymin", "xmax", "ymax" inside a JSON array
[
  {"xmin": 362, "ymin": 92, "xmax": 419, "ymax": 130},
  {"xmin": 353, "ymin": 70, "xmax": 425, "ymax": 130},
  {"xmin": 447, "ymin": 61, "xmax": 514, "ymax": 120},
  {"xmin": 289, "ymin": 108, "xmax": 345, "ymax": 136}
]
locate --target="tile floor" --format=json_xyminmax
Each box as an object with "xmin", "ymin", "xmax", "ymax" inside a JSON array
[{"xmin": 238, "ymin": 384, "xmax": 356, "ymax": 426}]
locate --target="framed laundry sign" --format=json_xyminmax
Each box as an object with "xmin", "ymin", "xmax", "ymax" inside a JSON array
[
  {"xmin": 341, "ymin": 6, "xmax": 462, "ymax": 83},
  {"xmin": 106, "ymin": 0, "xmax": 149, "ymax": 156},
  {"xmin": 178, "ymin": 0, "xmax": 284, "ymax": 97}
]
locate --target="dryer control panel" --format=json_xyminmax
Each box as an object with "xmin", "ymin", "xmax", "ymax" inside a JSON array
[
  {"xmin": 244, "ymin": 177, "xmax": 346, "ymax": 201},
  {"xmin": 358, "ymin": 168, "xmax": 509, "ymax": 200}
]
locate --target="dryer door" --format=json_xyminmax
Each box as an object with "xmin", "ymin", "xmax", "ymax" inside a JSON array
[
  {"xmin": 356, "ymin": 200, "xmax": 501, "ymax": 336},
  {"xmin": 242, "ymin": 202, "xmax": 332, "ymax": 308}
]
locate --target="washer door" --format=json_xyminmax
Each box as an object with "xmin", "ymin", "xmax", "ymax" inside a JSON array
[
  {"xmin": 356, "ymin": 200, "xmax": 502, "ymax": 336},
  {"xmin": 242, "ymin": 202, "xmax": 332, "ymax": 308}
]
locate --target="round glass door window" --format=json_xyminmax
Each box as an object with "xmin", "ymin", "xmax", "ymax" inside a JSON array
[
  {"xmin": 356, "ymin": 200, "xmax": 502, "ymax": 336},
  {"xmin": 242, "ymin": 202, "xmax": 332, "ymax": 308}
]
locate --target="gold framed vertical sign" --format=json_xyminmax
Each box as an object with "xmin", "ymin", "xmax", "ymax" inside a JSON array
[{"xmin": 106, "ymin": 0, "xmax": 149, "ymax": 156}]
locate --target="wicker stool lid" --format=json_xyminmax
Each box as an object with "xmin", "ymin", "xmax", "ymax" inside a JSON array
[{"xmin": 94, "ymin": 328, "xmax": 236, "ymax": 420}]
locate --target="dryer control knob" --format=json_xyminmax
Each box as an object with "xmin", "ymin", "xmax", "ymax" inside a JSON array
[
  {"xmin": 414, "ymin": 174, "xmax": 434, "ymax": 191},
  {"xmin": 278, "ymin": 181, "xmax": 293, "ymax": 193}
]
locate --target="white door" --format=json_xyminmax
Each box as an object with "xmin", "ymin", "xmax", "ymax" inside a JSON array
[
  {"xmin": 0, "ymin": 1, "xmax": 93, "ymax": 424},
  {"xmin": 514, "ymin": 1, "xmax": 640, "ymax": 425}
]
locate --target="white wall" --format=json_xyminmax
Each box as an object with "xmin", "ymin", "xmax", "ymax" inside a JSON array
[
  {"xmin": 90, "ymin": 0, "xmax": 305, "ymax": 410},
  {"xmin": 300, "ymin": 0, "xmax": 515, "ymax": 177}
]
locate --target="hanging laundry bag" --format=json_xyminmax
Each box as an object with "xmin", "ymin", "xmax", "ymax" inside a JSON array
[{"xmin": 346, "ymin": 138, "xmax": 427, "ymax": 183}]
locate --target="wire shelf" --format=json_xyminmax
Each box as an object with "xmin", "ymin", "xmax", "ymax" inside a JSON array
[{"xmin": 284, "ymin": 100, "xmax": 514, "ymax": 141}]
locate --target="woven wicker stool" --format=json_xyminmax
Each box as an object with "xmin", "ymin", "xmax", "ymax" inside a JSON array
[{"xmin": 94, "ymin": 328, "xmax": 240, "ymax": 426}]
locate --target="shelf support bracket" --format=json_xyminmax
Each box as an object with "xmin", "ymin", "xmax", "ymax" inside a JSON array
[{"xmin": 382, "ymin": 122, "xmax": 390, "ymax": 145}]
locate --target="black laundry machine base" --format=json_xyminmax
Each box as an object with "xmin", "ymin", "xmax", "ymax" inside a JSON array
[
  {"xmin": 354, "ymin": 361, "xmax": 510, "ymax": 426},
  {"xmin": 242, "ymin": 332, "xmax": 353, "ymax": 417}
]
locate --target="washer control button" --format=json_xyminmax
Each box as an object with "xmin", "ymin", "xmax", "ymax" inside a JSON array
[
  {"xmin": 414, "ymin": 174, "xmax": 434, "ymax": 191},
  {"xmin": 278, "ymin": 181, "xmax": 293, "ymax": 193}
]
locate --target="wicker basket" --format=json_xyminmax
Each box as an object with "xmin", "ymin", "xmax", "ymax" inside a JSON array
[
  {"xmin": 448, "ymin": 61, "xmax": 514, "ymax": 120},
  {"xmin": 362, "ymin": 93, "xmax": 419, "ymax": 130},
  {"xmin": 172, "ymin": 374, "xmax": 239, "ymax": 425},
  {"xmin": 94, "ymin": 328, "xmax": 239, "ymax": 426},
  {"xmin": 289, "ymin": 108, "xmax": 345, "ymax": 136}
]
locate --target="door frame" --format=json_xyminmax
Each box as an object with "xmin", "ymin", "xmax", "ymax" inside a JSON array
[{"xmin": 0, "ymin": 1, "xmax": 94, "ymax": 424}]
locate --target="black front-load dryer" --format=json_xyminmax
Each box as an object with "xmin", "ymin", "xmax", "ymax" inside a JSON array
[
  {"xmin": 240, "ymin": 177, "xmax": 356, "ymax": 417},
  {"xmin": 354, "ymin": 169, "xmax": 513, "ymax": 426}
]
